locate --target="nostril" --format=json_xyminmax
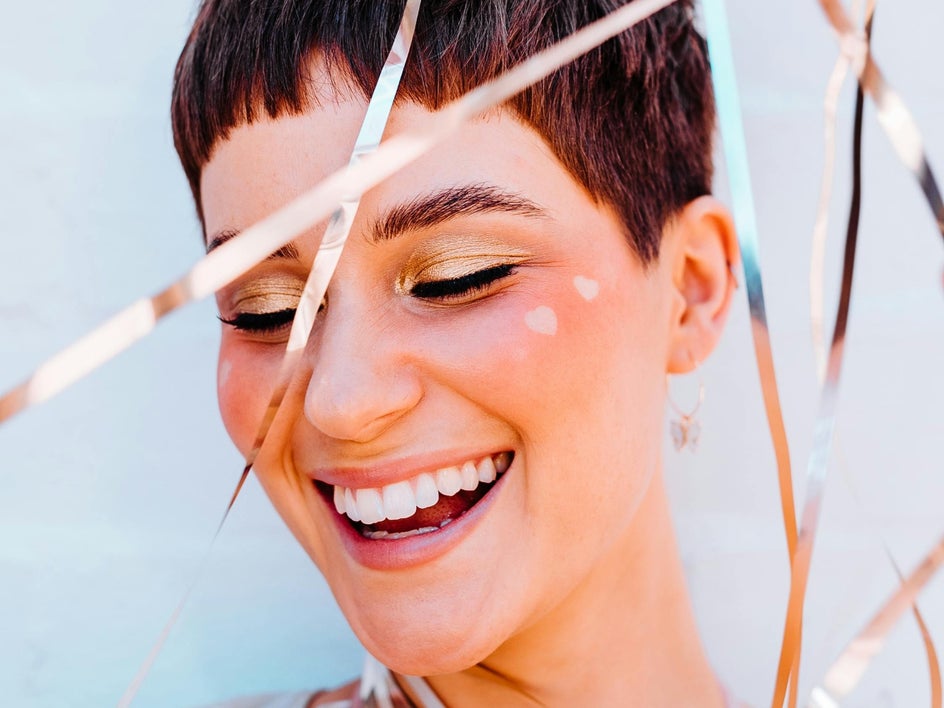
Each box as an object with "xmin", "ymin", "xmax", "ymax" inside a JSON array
[{"xmin": 302, "ymin": 367, "xmax": 422, "ymax": 443}]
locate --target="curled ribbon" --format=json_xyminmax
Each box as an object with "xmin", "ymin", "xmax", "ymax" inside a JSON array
[
  {"xmin": 807, "ymin": 3, "xmax": 942, "ymax": 704},
  {"xmin": 0, "ymin": 0, "xmax": 677, "ymax": 427},
  {"xmin": 118, "ymin": 2, "xmax": 423, "ymax": 703},
  {"xmin": 702, "ymin": 5, "xmax": 800, "ymax": 704},
  {"xmin": 107, "ymin": 0, "xmax": 679, "ymax": 703},
  {"xmin": 772, "ymin": 2, "xmax": 944, "ymax": 705}
]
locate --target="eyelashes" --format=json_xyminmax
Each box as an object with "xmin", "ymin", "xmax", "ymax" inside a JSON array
[
  {"xmin": 409, "ymin": 264, "xmax": 516, "ymax": 300},
  {"xmin": 220, "ymin": 264, "xmax": 517, "ymax": 335},
  {"xmin": 218, "ymin": 308, "xmax": 297, "ymax": 334}
]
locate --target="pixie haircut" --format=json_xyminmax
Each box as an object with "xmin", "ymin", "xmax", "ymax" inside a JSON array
[{"xmin": 172, "ymin": 0, "xmax": 715, "ymax": 264}]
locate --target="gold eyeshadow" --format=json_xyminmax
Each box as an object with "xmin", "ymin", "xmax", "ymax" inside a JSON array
[
  {"xmin": 226, "ymin": 275, "xmax": 306, "ymax": 315},
  {"xmin": 397, "ymin": 236, "xmax": 532, "ymax": 294}
]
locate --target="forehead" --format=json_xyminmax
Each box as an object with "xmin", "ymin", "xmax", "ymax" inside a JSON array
[{"xmin": 199, "ymin": 93, "xmax": 590, "ymax": 243}]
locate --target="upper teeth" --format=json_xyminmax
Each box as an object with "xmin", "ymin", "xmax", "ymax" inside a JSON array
[{"xmin": 331, "ymin": 453, "xmax": 510, "ymax": 525}]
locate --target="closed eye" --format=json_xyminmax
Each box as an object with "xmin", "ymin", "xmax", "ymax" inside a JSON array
[
  {"xmin": 410, "ymin": 264, "xmax": 516, "ymax": 301},
  {"xmin": 218, "ymin": 308, "xmax": 297, "ymax": 333}
]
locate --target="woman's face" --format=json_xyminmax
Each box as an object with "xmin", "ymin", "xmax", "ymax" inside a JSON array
[{"xmin": 201, "ymin": 80, "xmax": 680, "ymax": 673}]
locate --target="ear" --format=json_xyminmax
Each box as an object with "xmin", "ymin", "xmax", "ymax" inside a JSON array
[{"xmin": 665, "ymin": 196, "xmax": 739, "ymax": 374}]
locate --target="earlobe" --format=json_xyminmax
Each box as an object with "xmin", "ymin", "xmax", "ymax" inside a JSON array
[{"xmin": 666, "ymin": 196, "xmax": 739, "ymax": 374}]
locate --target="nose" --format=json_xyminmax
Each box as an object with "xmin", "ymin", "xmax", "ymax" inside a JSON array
[{"xmin": 303, "ymin": 308, "xmax": 422, "ymax": 443}]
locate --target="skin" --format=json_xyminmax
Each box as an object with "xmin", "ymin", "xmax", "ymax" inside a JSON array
[{"xmin": 201, "ymin": 64, "xmax": 739, "ymax": 706}]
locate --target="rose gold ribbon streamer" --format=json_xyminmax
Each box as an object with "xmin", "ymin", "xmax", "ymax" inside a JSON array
[
  {"xmin": 808, "ymin": 3, "xmax": 942, "ymax": 703},
  {"xmin": 0, "ymin": 0, "xmax": 677, "ymax": 429},
  {"xmin": 117, "ymin": 4, "xmax": 423, "ymax": 705},
  {"xmin": 239, "ymin": 0, "xmax": 421, "ymax": 511},
  {"xmin": 809, "ymin": 536, "xmax": 944, "ymax": 707},
  {"xmin": 106, "ymin": 1, "xmax": 680, "ymax": 704},
  {"xmin": 809, "ymin": 50, "xmax": 851, "ymax": 383},
  {"xmin": 819, "ymin": 0, "xmax": 944, "ymax": 240},
  {"xmin": 774, "ymin": 2, "xmax": 944, "ymax": 703},
  {"xmin": 703, "ymin": 0, "xmax": 798, "ymax": 563},
  {"xmin": 771, "ymin": 7, "xmax": 869, "ymax": 701}
]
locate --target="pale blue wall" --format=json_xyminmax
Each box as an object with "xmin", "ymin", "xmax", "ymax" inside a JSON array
[{"xmin": 1, "ymin": 2, "xmax": 942, "ymax": 706}]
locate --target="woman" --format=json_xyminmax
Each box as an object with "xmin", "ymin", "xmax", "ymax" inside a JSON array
[{"xmin": 173, "ymin": 0, "xmax": 740, "ymax": 704}]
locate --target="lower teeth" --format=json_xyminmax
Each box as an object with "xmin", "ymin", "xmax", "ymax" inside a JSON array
[{"xmin": 363, "ymin": 517, "xmax": 454, "ymax": 540}]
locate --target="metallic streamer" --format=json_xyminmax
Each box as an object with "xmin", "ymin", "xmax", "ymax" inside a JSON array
[
  {"xmin": 103, "ymin": 0, "xmax": 679, "ymax": 704},
  {"xmin": 807, "ymin": 3, "xmax": 941, "ymax": 703},
  {"xmin": 819, "ymin": 0, "xmax": 944, "ymax": 241},
  {"xmin": 239, "ymin": 0, "xmax": 421, "ymax": 508},
  {"xmin": 702, "ymin": 0, "xmax": 798, "ymax": 582},
  {"xmin": 117, "ymin": 2, "xmax": 422, "ymax": 703},
  {"xmin": 809, "ymin": 536, "xmax": 944, "ymax": 707},
  {"xmin": 703, "ymin": 4, "xmax": 802, "ymax": 698},
  {"xmin": 809, "ymin": 51, "xmax": 851, "ymax": 383},
  {"xmin": 770, "ymin": 14, "xmax": 870, "ymax": 703},
  {"xmin": 0, "ymin": 0, "xmax": 676, "ymax": 427},
  {"xmin": 778, "ymin": 3, "xmax": 944, "ymax": 703}
]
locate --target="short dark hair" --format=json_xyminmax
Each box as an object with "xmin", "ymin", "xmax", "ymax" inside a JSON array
[{"xmin": 172, "ymin": 0, "xmax": 715, "ymax": 264}]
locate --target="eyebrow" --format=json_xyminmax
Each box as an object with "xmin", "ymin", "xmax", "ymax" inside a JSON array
[
  {"xmin": 206, "ymin": 229, "xmax": 300, "ymax": 259},
  {"xmin": 205, "ymin": 184, "xmax": 546, "ymax": 255},
  {"xmin": 371, "ymin": 184, "xmax": 547, "ymax": 242}
]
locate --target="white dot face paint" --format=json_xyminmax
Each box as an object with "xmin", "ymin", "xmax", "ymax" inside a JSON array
[
  {"xmin": 524, "ymin": 306, "xmax": 558, "ymax": 335},
  {"xmin": 218, "ymin": 359, "xmax": 233, "ymax": 389},
  {"xmin": 573, "ymin": 275, "xmax": 600, "ymax": 301}
]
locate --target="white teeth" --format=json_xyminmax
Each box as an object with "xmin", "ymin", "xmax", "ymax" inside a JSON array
[
  {"xmin": 356, "ymin": 488, "xmax": 385, "ymax": 525},
  {"xmin": 344, "ymin": 488, "xmax": 360, "ymax": 522},
  {"xmin": 413, "ymin": 473, "xmax": 439, "ymax": 509},
  {"xmin": 364, "ymin": 525, "xmax": 439, "ymax": 541},
  {"xmin": 382, "ymin": 481, "xmax": 417, "ymax": 521},
  {"xmin": 329, "ymin": 452, "xmax": 512, "ymax": 526},
  {"xmin": 477, "ymin": 456, "xmax": 497, "ymax": 484},
  {"xmin": 436, "ymin": 466, "xmax": 463, "ymax": 496},
  {"xmin": 460, "ymin": 461, "xmax": 479, "ymax": 491}
]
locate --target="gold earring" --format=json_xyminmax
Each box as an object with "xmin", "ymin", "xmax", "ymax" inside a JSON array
[{"xmin": 667, "ymin": 364, "xmax": 704, "ymax": 452}]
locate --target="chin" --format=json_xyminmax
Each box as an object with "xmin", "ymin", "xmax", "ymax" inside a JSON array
[
  {"xmin": 337, "ymin": 587, "xmax": 511, "ymax": 676},
  {"xmin": 360, "ymin": 624, "xmax": 499, "ymax": 676}
]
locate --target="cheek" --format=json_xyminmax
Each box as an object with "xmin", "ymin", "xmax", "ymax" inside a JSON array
[
  {"xmin": 573, "ymin": 275, "xmax": 600, "ymax": 301},
  {"xmin": 217, "ymin": 358, "xmax": 233, "ymax": 391},
  {"xmin": 216, "ymin": 340, "xmax": 280, "ymax": 455},
  {"xmin": 523, "ymin": 305, "xmax": 558, "ymax": 335},
  {"xmin": 418, "ymin": 281, "xmax": 659, "ymax": 419}
]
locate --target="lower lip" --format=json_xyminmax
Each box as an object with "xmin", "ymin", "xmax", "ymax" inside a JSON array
[{"xmin": 320, "ymin": 465, "xmax": 511, "ymax": 571}]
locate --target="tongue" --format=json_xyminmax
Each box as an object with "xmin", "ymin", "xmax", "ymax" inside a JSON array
[{"xmin": 364, "ymin": 486, "xmax": 490, "ymax": 534}]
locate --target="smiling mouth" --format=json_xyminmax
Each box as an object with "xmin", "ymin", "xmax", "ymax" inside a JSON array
[{"xmin": 315, "ymin": 452, "xmax": 513, "ymax": 540}]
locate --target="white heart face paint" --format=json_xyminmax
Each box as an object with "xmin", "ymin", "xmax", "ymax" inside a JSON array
[
  {"xmin": 524, "ymin": 306, "xmax": 558, "ymax": 335},
  {"xmin": 573, "ymin": 275, "xmax": 600, "ymax": 301}
]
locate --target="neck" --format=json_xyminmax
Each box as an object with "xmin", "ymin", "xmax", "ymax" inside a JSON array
[{"xmin": 423, "ymin": 472, "xmax": 723, "ymax": 707}]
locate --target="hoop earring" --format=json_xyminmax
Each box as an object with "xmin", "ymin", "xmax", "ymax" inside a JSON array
[{"xmin": 667, "ymin": 366, "xmax": 705, "ymax": 452}]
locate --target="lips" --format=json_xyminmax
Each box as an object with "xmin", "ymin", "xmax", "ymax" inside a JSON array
[{"xmin": 315, "ymin": 451, "xmax": 512, "ymax": 540}]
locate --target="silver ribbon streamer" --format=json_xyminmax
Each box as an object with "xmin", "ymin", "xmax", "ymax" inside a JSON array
[
  {"xmin": 703, "ymin": 0, "xmax": 798, "ymax": 568},
  {"xmin": 807, "ymin": 3, "xmax": 941, "ymax": 704},
  {"xmin": 769, "ymin": 1, "xmax": 944, "ymax": 704},
  {"xmin": 107, "ymin": 0, "xmax": 679, "ymax": 704},
  {"xmin": 703, "ymin": 6, "xmax": 800, "ymax": 702},
  {"xmin": 117, "ymin": 3, "xmax": 422, "ymax": 703},
  {"xmin": 819, "ymin": 0, "xmax": 944, "ymax": 241},
  {"xmin": 237, "ymin": 0, "xmax": 422, "ymax": 521},
  {"xmin": 0, "ymin": 0, "xmax": 676, "ymax": 426},
  {"xmin": 810, "ymin": 536, "xmax": 944, "ymax": 707}
]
